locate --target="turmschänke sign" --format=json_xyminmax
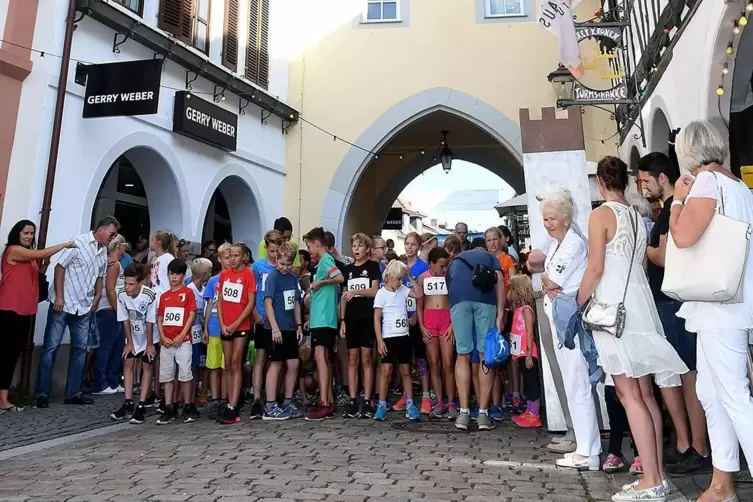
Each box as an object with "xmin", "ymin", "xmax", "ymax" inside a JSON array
[
  {"xmin": 172, "ymin": 91, "xmax": 238, "ymax": 151},
  {"xmin": 82, "ymin": 59, "xmax": 162, "ymax": 118}
]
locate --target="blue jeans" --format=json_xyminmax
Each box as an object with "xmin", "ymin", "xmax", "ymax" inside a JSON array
[
  {"xmin": 35, "ymin": 309, "xmax": 91, "ymax": 399},
  {"xmin": 93, "ymin": 309, "xmax": 125, "ymax": 392},
  {"xmin": 656, "ymin": 300, "xmax": 697, "ymax": 371}
]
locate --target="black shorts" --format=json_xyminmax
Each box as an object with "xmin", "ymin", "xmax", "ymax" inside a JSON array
[
  {"xmin": 311, "ymin": 327, "xmax": 337, "ymax": 350},
  {"xmin": 345, "ymin": 318, "xmax": 375, "ymax": 350},
  {"xmin": 254, "ymin": 324, "xmax": 270, "ymax": 351},
  {"xmin": 127, "ymin": 346, "xmax": 160, "ymax": 364},
  {"xmin": 381, "ymin": 335, "xmax": 413, "ymax": 366},
  {"xmin": 267, "ymin": 330, "xmax": 299, "ymax": 362},
  {"xmin": 220, "ymin": 329, "xmax": 249, "ymax": 341},
  {"xmin": 409, "ymin": 323, "xmax": 426, "ymax": 360}
]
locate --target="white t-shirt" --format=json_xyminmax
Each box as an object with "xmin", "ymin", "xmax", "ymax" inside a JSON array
[
  {"xmin": 374, "ymin": 285, "xmax": 411, "ymax": 339},
  {"xmin": 544, "ymin": 227, "xmax": 588, "ymax": 295},
  {"xmin": 116, "ymin": 286, "xmax": 158, "ymax": 354},
  {"xmin": 150, "ymin": 253, "xmax": 175, "ymax": 303}
]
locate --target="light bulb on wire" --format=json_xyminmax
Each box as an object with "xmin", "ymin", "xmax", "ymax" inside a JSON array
[
  {"xmin": 734, "ymin": 21, "xmax": 741, "ymax": 34},
  {"xmin": 723, "ymin": 63, "xmax": 729, "ymax": 74},
  {"xmin": 748, "ymin": 0, "xmax": 753, "ymax": 12},
  {"xmin": 728, "ymin": 42, "xmax": 735, "ymax": 55},
  {"xmin": 740, "ymin": 13, "xmax": 748, "ymax": 26},
  {"xmin": 717, "ymin": 85, "xmax": 725, "ymax": 96}
]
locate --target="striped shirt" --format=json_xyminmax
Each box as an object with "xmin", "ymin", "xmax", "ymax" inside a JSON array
[{"xmin": 49, "ymin": 232, "xmax": 107, "ymax": 315}]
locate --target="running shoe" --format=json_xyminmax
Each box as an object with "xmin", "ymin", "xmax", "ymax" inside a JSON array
[
  {"xmin": 420, "ymin": 397, "xmax": 432, "ymax": 415},
  {"xmin": 344, "ymin": 400, "xmax": 360, "ymax": 419},
  {"xmin": 629, "ymin": 456, "xmax": 643, "ymax": 475},
  {"xmin": 470, "ymin": 405, "xmax": 479, "ymax": 421},
  {"xmin": 249, "ymin": 399, "xmax": 263, "ymax": 420},
  {"xmin": 405, "ymin": 402, "xmax": 421, "ymax": 422},
  {"xmin": 429, "ymin": 402, "xmax": 446, "ymax": 419},
  {"xmin": 510, "ymin": 398, "xmax": 525, "ymax": 414},
  {"xmin": 455, "ymin": 410, "xmax": 471, "ymax": 430},
  {"xmin": 477, "ymin": 412, "xmax": 495, "ymax": 430},
  {"xmin": 446, "ymin": 402, "xmax": 459, "ymax": 420},
  {"xmin": 305, "ymin": 401, "xmax": 329, "ymax": 422},
  {"xmin": 336, "ymin": 388, "xmax": 350, "ymax": 407},
  {"xmin": 188, "ymin": 404, "xmax": 201, "ymax": 422},
  {"xmin": 221, "ymin": 405, "xmax": 240, "ymax": 424},
  {"xmin": 181, "ymin": 405, "xmax": 195, "ymax": 423},
  {"xmin": 374, "ymin": 402, "xmax": 387, "ymax": 421},
  {"xmin": 362, "ymin": 400, "xmax": 376, "ymax": 419},
  {"xmin": 287, "ymin": 402, "xmax": 304, "ymax": 419},
  {"xmin": 110, "ymin": 401, "xmax": 134, "ymax": 421},
  {"xmin": 156, "ymin": 405, "xmax": 176, "ymax": 425},
  {"xmin": 143, "ymin": 394, "xmax": 159, "ymax": 407},
  {"xmin": 129, "ymin": 403, "xmax": 147, "ymax": 424},
  {"xmin": 503, "ymin": 393, "xmax": 513, "ymax": 408},
  {"xmin": 489, "ymin": 404, "xmax": 504, "ymax": 422},
  {"xmin": 514, "ymin": 411, "xmax": 542, "ymax": 428},
  {"xmin": 392, "ymin": 395, "xmax": 407, "ymax": 411},
  {"xmin": 93, "ymin": 387, "xmax": 117, "ymax": 395},
  {"xmin": 603, "ymin": 454, "xmax": 625, "ymax": 473},
  {"xmin": 114, "ymin": 385, "xmax": 125, "ymax": 393},
  {"xmin": 263, "ymin": 403, "xmax": 291, "ymax": 421},
  {"xmin": 207, "ymin": 400, "xmax": 220, "ymax": 420},
  {"xmin": 326, "ymin": 401, "xmax": 336, "ymax": 419},
  {"xmin": 155, "ymin": 401, "xmax": 167, "ymax": 416}
]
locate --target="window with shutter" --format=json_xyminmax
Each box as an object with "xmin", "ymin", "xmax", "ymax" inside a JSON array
[
  {"xmin": 159, "ymin": 0, "xmax": 194, "ymax": 43},
  {"xmin": 245, "ymin": 0, "xmax": 259, "ymax": 83},
  {"xmin": 258, "ymin": 0, "xmax": 269, "ymax": 89},
  {"xmin": 222, "ymin": 0, "xmax": 239, "ymax": 71}
]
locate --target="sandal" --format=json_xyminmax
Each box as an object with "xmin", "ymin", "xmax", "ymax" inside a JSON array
[{"xmin": 0, "ymin": 405, "xmax": 23, "ymax": 413}]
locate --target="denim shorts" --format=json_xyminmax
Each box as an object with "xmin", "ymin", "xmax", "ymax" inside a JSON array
[
  {"xmin": 450, "ymin": 301, "xmax": 496, "ymax": 355},
  {"xmin": 656, "ymin": 300, "xmax": 696, "ymax": 371}
]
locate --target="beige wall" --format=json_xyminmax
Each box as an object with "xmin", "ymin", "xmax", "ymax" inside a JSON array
[{"xmin": 285, "ymin": 0, "xmax": 618, "ymax": 244}]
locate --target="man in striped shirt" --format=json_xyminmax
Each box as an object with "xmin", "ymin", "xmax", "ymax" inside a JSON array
[{"xmin": 35, "ymin": 216, "xmax": 120, "ymax": 407}]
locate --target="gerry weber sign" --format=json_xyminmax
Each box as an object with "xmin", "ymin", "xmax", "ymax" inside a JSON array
[
  {"xmin": 82, "ymin": 59, "xmax": 162, "ymax": 118},
  {"xmin": 173, "ymin": 91, "xmax": 238, "ymax": 151}
]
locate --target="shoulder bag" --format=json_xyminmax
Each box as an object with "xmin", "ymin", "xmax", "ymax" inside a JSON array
[
  {"xmin": 455, "ymin": 255, "xmax": 498, "ymax": 293},
  {"xmin": 581, "ymin": 205, "xmax": 638, "ymax": 338},
  {"xmin": 662, "ymin": 173, "xmax": 751, "ymax": 304}
]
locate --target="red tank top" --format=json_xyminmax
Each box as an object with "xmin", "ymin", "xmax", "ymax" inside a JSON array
[
  {"xmin": 511, "ymin": 305, "xmax": 538, "ymax": 360},
  {"xmin": 0, "ymin": 248, "xmax": 39, "ymax": 315}
]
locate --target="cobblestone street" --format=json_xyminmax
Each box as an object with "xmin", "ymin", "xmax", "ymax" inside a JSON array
[{"xmin": 3, "ymin": 401, "xmax": 747, "ymax": 502}]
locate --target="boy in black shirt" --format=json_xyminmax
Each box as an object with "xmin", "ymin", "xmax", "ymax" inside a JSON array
[{"xmin": 339, "ymin": 233, "xmax": 381, "ymax": 418}]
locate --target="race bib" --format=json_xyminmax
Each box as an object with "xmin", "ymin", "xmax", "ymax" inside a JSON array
[
  {"xmin": 130, "ymin": 320, "xmax": 144, "ymax": 334},
  {"xmin": 509, "ymin": 333, "xmax": 522, "ymax": 357},
  {"xmin": 423, "ymin": 276, "xmax": 447, "ymax": 296},
  {"xmin": 222, "ymin": 280, "xmax": 243, "ymax": 303},
  {"xmin": 283, "ymin": 290, "xmax": 296, "ymax": 311},
  {"xmin": 191, "ymin": 325, "xmax": 202, "ymax": 344},
  {"xmin": 261, "ymin": 273, "xmax": 269, "ymax": 291},
  {"xmin": 393, "ymin": 315, "xmax": 409, "ymax": 334},
  {"xmin": 406, "ymin": 296, "xmax": 417, "ymax": 312},
  {"xmin": 163, "ymin": 306, "xmax": 185, "ymax": 327},
  {"xmin": 347, "ymin": 277, "xmax": 369, "ymax": 296}
]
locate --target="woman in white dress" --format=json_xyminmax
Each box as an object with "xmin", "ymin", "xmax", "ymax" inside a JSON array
[
  {"xmin": 670, "ymin": 120, "xmax": 753, "ymax": 502},
  {"xmin": 577, "ymin": 156, "xmax": 688, "ymax": 502}
]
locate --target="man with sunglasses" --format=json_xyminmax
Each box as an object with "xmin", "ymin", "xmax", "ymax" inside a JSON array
[{"xmin": 35, "ymin": 216, "xmax": 121, "ymax": 408}]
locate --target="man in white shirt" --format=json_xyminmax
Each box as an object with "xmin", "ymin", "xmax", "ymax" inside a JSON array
[{"xmin": 35, "ymin": 216, "xmax": 120, "ymax": 407}]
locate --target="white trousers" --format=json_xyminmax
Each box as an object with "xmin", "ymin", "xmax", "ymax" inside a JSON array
[
  {"xmin": 554, "ymin": 339, "xmax": 602, "ymax": 457},
  {"xmin": 696, "ymin": 329, "xmax": 753, "ymax": 472}
]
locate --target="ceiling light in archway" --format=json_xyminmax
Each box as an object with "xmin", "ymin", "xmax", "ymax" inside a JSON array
[{"xmin": 440, "ymin": 130, "xmax": 453, "ymax": 174}]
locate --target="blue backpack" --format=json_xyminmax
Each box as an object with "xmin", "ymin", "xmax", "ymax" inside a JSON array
[{"xmin": 482, "ymin": 326, "xmax": 510, "ymax": 369}]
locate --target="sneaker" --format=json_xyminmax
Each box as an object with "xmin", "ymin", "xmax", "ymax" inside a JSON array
[
  {"xmin": 446, "ymin": 402, "xmax": 459, "ymax": 420},
  {"xmin": 392, "ymin": 395, "xmax": 407, "ymax": 411},
  {"xmin": 336, "ymin": 389, "xmax": 350, "ymax": 407},
  {"xmin": 181, "ymin": 405, "xmax": 193, "ymax": 423},
  {"xmin": 510, "ymin": 398, "xmax": 525, "ymax": 414},
  {"xmin": 287, "ymin": 402, "xmax": 304, "ymax": 419},
  {"xmin": 373, "ymin": 401, "xmax": 387, "ymax": 421},
  {"xmin": 664, "ymin": 447, "xmax": 712, "ymax": 474},
  {"xmin": 207, "ymin": 400, "xmax": 220, "ymax": 420},
  {"xmin": 362, "ymin": 400, "xmax": 376, "ymax": 419},
  {"xmin": 326, "ymin": 402, "xmax": 336, "ymax": 418},
  {"xmin": 110, "ymin": 401, "xmax": 134, "ymax": 421},
  {"xmin": 114, "ymin": 385, "xmax": 125, "ymax": 393},
  {"xmin": 429, "ymin": 402, "xmax": 446, "ymax": 419},
  {"xmin": 477, "ymin": 412, "xmax": 495, "ymax": 430},
  {"xmin": 344, "ymin": 400, "xmax": 360, "ymax": 419},
  {"xmin": 197, "ymin": 394, "xmax": 208, "ymax": 407},
  {"xmin": 629, "ymin": 457, "xmax": 643, "ymax": 475},
  {"xmin": 249, "ymin": 400, "xmax": 263, "ymax": 420},
  {"xmin": 503, "ymin": 393, "xmax": 513, "ymax": 408},
  {"xmin": 129, "ymin": 403, "xmax": 147, "ymax": 424},
  {"xmin": 405, "ymin": 402, "xmax": 421, "ymax": 421},
  {"xmin": 470, "ymin": 404, "xmax": 479, "ymax": 421},
  {"xmin": 63, "ymin": 394, "xmax": 94, "ymax": 405},
  {"xmin": 263, "ymin": 403, "xmax": 291, "ymax": 421},
  {"xmin": 611, "ymin": 484, "xmax": 667, "ymax": 502},
  {"xmin": 420, "ymin": 397, "xmax": 432, "ymax": 415},
  {"xmin": 455, "ymin": 411, "xmax": 471, "ymax": 430},
  {"xmin": 221, "ymin": 405, "xmax": 240, "ymax": 424},
  {"xmin": 36, "ymin": 396, "xmax": 49, "ymax": 409},
  {"xmin": 556, "ymin": 454, "xmax": 600, "ymax": 471},
  {"xmin": 155, "ymin": 401, "xmax": 166, "ymax": 416},
  {"xmin": 187, "ymin": 404, "xmax": 200, "ymax": 422},
  {"xmin": 156, "ymin": 405, "xmax": 176, "ymax": 425},
  {"xmin": 621, "ymin": 480, "xmax": 670, "ymax": 493},
  {"xmin": 93, "ymin": 387, "xmax": 117, "ymax": 395},
  {"xmin": 489, "ymin": 404, "xmax": 504, "ymax": 422},
  {"xmin": 143, "ymin": 394, "xmax": 159, "ymax": 407},
  {"xmin": 603, "ymin": 454, "xmax": 625, "ymax": 473},
  {"xmin": 305, "ymin": 402, "xmax": 329, "ymax": 422}
]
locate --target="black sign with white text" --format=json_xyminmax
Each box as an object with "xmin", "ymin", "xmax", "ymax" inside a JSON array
[
  {"xmin": 172, "ymin": 91, "xmax": 238, "ymax": 151},
  {"xmin": 383, "ymin": 208, "xmax": 404, "ymax": 230},
  {"xmin": 82, "ymin": 59, "xmax": 162, "ymax": 118}
]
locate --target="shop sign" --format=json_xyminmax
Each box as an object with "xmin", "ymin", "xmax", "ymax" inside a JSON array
[
  {"xmin": 573, "ymin": 81, "xmax": 628, "ymax": 102},
  {"xmin": 383, "ymin": 208, "xmax": 403, "ymax": 230},
  {"xmin": 82, "ymin": 59, "xmax": 162, "ymax": 118},
  {"xmin": 172, "ymin": 91, "xmax": 238, "ymax": 151}
]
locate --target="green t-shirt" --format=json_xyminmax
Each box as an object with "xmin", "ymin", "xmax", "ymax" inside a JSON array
[
  {"xmin": 310, "ymin": 253, "xmax": 340, "ymax": 329},
  {"xmin": 257, "ymin": 240, "xmax": 301, "ymax": 268}
]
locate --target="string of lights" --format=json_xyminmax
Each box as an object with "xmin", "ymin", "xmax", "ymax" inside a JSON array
[{"xmin": 717, "ymin": 5, "xmax": 751, "ymax": 98}]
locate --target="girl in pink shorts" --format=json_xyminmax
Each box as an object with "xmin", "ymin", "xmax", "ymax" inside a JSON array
[{"xmin": 417, "ymin": 247, "xmax": 457, "ymax": 419}]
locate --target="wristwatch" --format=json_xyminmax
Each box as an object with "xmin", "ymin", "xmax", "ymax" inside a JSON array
[{"xmin": 671, "ymin": 199, "xmax": 684, "ymax": 208}]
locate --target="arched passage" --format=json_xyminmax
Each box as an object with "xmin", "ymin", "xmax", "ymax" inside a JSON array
[
  {"xmin": 322, "ymin": 88, "xmax": 523, "ymax": 244},
  {"xmin": 649, "ymin": 107, "xmax": 671, "ymax": 155}
]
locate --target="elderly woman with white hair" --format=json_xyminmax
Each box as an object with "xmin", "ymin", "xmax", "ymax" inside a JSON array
[
  {"xmin": 670, "ymin": 120, "xmax": 753, "ymax": 502},
  {"xmin": 527, "ymin": 189, "xmax": 602, "ymax": 471}
]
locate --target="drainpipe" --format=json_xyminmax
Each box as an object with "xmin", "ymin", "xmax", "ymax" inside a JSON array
[{"xmin": 19, "ymin": 0, "xmax": 77, "ymax": 392}]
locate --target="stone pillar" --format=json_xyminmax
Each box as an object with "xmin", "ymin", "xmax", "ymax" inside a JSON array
[{"xmin": 519, "ymin": 107, "xmax": 608, "ymax": 432}]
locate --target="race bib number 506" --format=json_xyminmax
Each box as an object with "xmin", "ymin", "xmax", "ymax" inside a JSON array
[{"xmin": 163, "ymin": 307, "xmax": 185, "ymax": 327}]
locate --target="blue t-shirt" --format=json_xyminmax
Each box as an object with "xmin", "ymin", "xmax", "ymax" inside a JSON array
[
  {"xmin": 403, "ymin": 258, "xmax": 429, "ymax": 319},
  {"xmin": 203, "ymin": 274, "xmax": 221, "ymax": 336},
  {"xmin": 263, "ymin": 269, "xmax": 301, "ymax": 331},
  {"xmin": 120, "ymin": 254, "xmax": 134, "ymax": 269},
  {"xmin": 446, "ymin": 249, "xmax": 502, "ymax": 308},
  {"xmin": 251, "ymin": 258, "xmax": 277, "ymax": 321}
]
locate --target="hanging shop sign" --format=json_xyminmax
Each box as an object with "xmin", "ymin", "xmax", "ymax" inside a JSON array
[
  {"xmin": 173, "ymin": 91, "xmax": 238, "ymax": 151},
  {"xmin": 82, "ymin": 59, "xmax": 162, "ymax": 118},
  {"xmin": 383, "ymin": 208, "xmax": 403, "ymax": 230},
  {"xmin": 573, "ymin": 81, "xmax": 629, "ymax": 102}
]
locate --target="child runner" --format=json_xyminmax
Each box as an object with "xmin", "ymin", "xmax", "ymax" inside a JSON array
[
  {"xmin": 248, "ymin": 230, "xmax": 283, "ymax": 419},
  {"xmin": 340, "ymin": 233, "xmax": 381, "ymax": 418},
  {"xmin": 374, "ymin": 260, "xmax": 422, "ymax": 421},
  {"xmin": 202, "ymin": 243, "xmax": 230, "ymax": 419},
  {"xmin": 217, "ymin": 242, "xmax": 256, "ymax": 424},
  {"xmin": 111, "ymin": 263, "xmax": 157, "ymax": 424},
  {"xmin": 508, "ymin": 275, "xmax": 542, "ymax": 428},
  {"xmin": 262, "ymin": 242, "xmax": 304, "ymax": 420},
  {"xmin": 155, "ymin": 259, "xmax": 196, "ymax": 424},
  {"xmin": 187, "ymin": 258, "xmax": 212, "ymax": 415},
  {"xmin": 417, "ymin": 247, "xmax": 457, "ymax": 419},
  {"xmin": 394, "ymin": 232, "xmax": 431, "ymax": 414},
  {"xmin": 304, "ymin": 227, "xmax": 343, "ymax": 421}
]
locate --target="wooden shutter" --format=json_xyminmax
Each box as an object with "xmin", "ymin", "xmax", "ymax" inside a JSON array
[
  {"xmin": 258, "ymin": 0, "xmax": 269, "ymax": 89},
  {"xmin": 222, "ymin": 0, "xmax": 239, "ymax": 71},
  {"xmin": 158, "ymin": 0, "xmax": 193, "ymax": 43},
  {"xmin": 245, "ymin": 0, "xmax": 259, "ymax": 83}
]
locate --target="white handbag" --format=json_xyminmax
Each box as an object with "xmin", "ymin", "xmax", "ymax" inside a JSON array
[{"xmin": 662, "ymin": 173, "xmax": 752, "ymax": 304}]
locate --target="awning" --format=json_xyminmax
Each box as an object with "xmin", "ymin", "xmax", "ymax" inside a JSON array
[{"xmin": 494, "ymin": 175, "xmax": 605, "ymax": 216}]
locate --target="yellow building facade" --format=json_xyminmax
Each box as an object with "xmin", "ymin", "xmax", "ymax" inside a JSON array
[{"xmin": 282, "ymin": 0, "xmax": 618, "ymax": 243}]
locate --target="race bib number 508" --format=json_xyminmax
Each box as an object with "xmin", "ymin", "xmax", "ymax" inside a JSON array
[{"xmin": 222, "ymin": 280, "xmax": 243, "ymax": 303}]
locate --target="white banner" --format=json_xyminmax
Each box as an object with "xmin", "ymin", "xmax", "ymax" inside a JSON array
[{"xmin": 539, "ymin": 0, "xmax": 585, "ymax": 78}]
